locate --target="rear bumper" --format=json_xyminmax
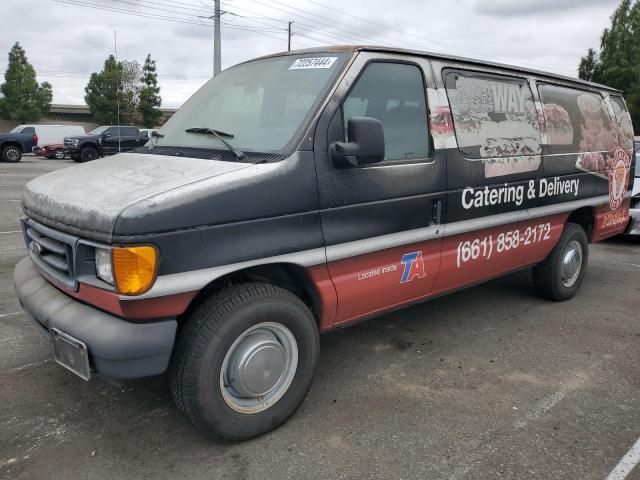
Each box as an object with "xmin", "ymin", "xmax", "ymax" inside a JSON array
[
  {"xmin": 13, "ymin": 257, "xmax": 177, "ymax": 379},
  {"xmin": 626, "ymin": 206, "xmax": 640, "ymax": 235}
]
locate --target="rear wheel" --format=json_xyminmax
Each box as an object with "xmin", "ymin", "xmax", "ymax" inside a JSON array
[
  {"xmin": 533, "ymin": 222, "xmax": 588, "ymax": 301},
  {"xmin": 1, "ymin": 145, "xmax": 22, "ymax": 163},
  {"xmin": 170, "ymin": 283, "xmax": 319, "ymax": 441},
  {"xmin": 80, "ymin": 146, "xmax": 98, "ymax": 162}
]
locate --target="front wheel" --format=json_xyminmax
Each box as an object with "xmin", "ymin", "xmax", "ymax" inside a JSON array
[
  {"xmin": 1, "ymin": 145, "xmax": 22, "ymax": 163},
  {"xmin": 533, "ymin": 222, "xmax": 589, "ymax": 301},
  {"xmin": 170, "ymin": 283, "xmax": 319, "ymax": 441},
  {"xmin": 79, "ymin": 146, "xmax": 98, "ymax": 162},
  {"xmin": 54, "ymin": 149, "xmax": 65, "ymax": 160}
]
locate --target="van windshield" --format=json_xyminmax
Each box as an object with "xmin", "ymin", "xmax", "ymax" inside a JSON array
[{"xmin": 153, "ymin": 53, "xmax": 348, "ymax": 155}]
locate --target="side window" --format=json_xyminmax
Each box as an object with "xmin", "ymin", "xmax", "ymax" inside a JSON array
[
  {"xmin": 105, "ymin": 127, "xmax": 118, "ymax": 137},
  {"xmin": 122, "ymin": 127, "xmax": 138, "ymax": 136},
  {"xmin": 445, "ymin": 70, "xmax": 542, "ymax": 159},
  {"xmin": 342, "ymin": 62, "xmax": 429, "ymax": 161},
  {"xmin": 538, "ymin": 84, "xmax": 615, "ymax": 157},
  {"xmin": 21, "ymin": 127, "xmax": 35, "ymax": 135},
  {"xmin": 609, "ymin": 95, "xmax": 634, "ymax": 150}
]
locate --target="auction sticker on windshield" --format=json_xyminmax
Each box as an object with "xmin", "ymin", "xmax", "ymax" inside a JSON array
[{"xmin": 289, "ymin": 57, "xmax": 337, "ymax": 70}]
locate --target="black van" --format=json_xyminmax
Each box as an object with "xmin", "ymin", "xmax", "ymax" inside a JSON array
[{"xmin": 14, "ymin": 46, "xmax": 635, "ymax": 440}]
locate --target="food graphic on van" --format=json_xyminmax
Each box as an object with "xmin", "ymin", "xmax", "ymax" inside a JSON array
[
  {"xmin": 608, "ymin": 148, "xmax": 631, "ymax": 210},
  {"xmin": 543, "ymin": 103, "xmax": 573, "ymax": 145},
  {"xmin": 430, "ymin": 106, "xmax": 455, "ymax": 148},
  {"xmin": 577, "ymin": 93, "xmax": 604, "ymax": 120}
]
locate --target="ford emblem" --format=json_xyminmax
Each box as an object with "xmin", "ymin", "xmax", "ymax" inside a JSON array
[{"xmin": 29, "ymin": 241, "xmax": 42, "ymax": 256}]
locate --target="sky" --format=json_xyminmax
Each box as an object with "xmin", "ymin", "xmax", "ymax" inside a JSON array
[{"xmin": 0, "ymin": 0, "xmax": 622, "ymax": 108}]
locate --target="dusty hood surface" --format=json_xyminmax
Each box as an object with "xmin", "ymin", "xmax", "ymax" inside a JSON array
[{"xmin": 22, "ymin": 152, "xmax": 250, "ymax": 241}]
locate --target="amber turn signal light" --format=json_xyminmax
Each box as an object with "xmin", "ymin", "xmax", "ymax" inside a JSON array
[{"xmin": 112, "ymin": 245, "xmax": 158, "ymax": 295}]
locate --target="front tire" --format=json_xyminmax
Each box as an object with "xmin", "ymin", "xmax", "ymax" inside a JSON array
[
  {"xmin": 170, "ymin": 283, "xmax": 319, "ymax": 441},
  {"xmin": 533, "ymin": 222, "xmax": 588, "ymax": 301},
  {"xmin": 79, "ymin": 146, "xmax": 98, "ymax": 162},
  {"xmin": 1, "ymin": 145, "xmax": 22, "ymax": 163},
  {"xmin": 54, "ymin": 149, "xmax": 65, "ymax": 160}
]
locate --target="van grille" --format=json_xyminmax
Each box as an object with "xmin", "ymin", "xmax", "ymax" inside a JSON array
[{"xmin": 22, "ymin": 219, "xmax": 77, "ymax": 290}]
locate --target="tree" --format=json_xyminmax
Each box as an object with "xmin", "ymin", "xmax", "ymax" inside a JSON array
[
  {"xmin": 85, "ymin": 55, "xmax": 141, "ymax": 125},
  {"xmin": 139, "ymin": 54, "xmax": 162, "ymax": 128},
  {"xmin": 0, "ymin": 42, "xmax": 52, "ymax": 123},
  {"xmin": 578, "ymin": 0, "xmax": 640, "ymax": 129}
]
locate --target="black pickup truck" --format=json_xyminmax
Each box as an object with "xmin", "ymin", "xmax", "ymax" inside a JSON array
[
  {"xmin": 0, "ymin": 126, "xmax": 38, "ymax": 162},
  {"xmin": 64, "ymin": 125, "xmax": 149, "ymax": 162}
]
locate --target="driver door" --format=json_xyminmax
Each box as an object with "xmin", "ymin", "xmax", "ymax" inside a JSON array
[{"xmin": 313, "ymin": 52, "xmax": 446, "ymax": 326}]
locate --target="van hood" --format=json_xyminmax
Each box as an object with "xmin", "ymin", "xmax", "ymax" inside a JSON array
[{"xmin": 22, "ymin": 152, "xmax": 252, "ymax": 242}]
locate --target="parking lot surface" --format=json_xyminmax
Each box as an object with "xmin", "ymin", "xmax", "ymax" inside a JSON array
[{"xmin": 1, "ymin": 157, "xmax": 639, "ymax": 480}]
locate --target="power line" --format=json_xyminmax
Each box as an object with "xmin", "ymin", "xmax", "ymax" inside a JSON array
[
  {"xmin": 225, "ymin": 0, "xmax": 578, "ymax": 75},
  {"xmin": 50, "ymin": 0, "xmax": 295, "ymax": 44},
  {"xmin": 235, "ymin": 0, "xmax": 384, "ymax": 45},
  {"xmin": 221, "ymin": 2, "xmax": 378, "ymax": 47}
]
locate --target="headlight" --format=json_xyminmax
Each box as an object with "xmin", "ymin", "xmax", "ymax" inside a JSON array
[
  {"xmin": 69, "ymin": 139, "xmax": 79, "ymax": 147},
  {"xmin": 95, "ymin": 245, "xmax": 158, "ymax": 295},
  {"xmin": 95, "ymin": 248, "xmax": 114, "ymax": 285}
]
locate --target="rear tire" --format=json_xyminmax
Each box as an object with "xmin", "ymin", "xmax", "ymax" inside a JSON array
[
  {"xmin": 533, "ymin": 222, "xmax": 588, "ymax": 301},
  {"xmin": 79, "ymin": 146, "xmax": 98, "ymax": 162},
  {"xmin": 170, "ymin": 283, "xmax": 319, "ymax": 441},
  {"xmin": 1, "ymin": 145, "xmax": 22, "ymax": 163}
]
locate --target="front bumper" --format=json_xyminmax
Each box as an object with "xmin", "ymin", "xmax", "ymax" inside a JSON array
[
  {"xmin": 13, "ymin": 257, "xmax": 177, "ymax": 379},
  {"xmin": 63, "ymin": 147, "xmax": 80, "ymax": 156}
]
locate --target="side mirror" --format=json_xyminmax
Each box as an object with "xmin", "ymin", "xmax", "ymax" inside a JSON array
[
  {"xmin": 102, "ymin": 133, "xmax": 112, "ymax": 139},
  {"xmin": 330, "ymin": 116, "xmax": 385, "ymax": 167}
]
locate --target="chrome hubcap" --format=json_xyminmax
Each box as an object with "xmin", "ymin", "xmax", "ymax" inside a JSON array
[
  {"xmin": 561, "ymin": 240, "xmax": 583, "ymax": 288},
  {"xmin": 220, "ymin": 322, "xmax": 298, "ymax": 414},
  {"xmin": 7, "ymin": 149, "xmax": 19, "ymax": 161}
]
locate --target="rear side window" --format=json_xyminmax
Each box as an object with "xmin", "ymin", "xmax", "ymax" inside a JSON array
[
  {"xmin": 20, "ymin": 127, "xmax": 35, "ymax": 135},
  {"xmin": 609, "ymin": 95, "xmax": 634, "ymax": 150},
  {"xmin": 342, "ymin": 62, "xmax": 429, "ymax": 161},
  {"xmin": 122, "ymin": 127, "xmax": 138, "ymax": 136},
  {"xmin": 538, "ymin": 84, "xmax": 614, "ymax": 156},
  {"xmin": 444, "ymin": 70, "xmax": 541, "ymax": 159}
]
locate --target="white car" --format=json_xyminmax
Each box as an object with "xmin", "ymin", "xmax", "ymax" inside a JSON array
[{"xmin": 627, "ymin": 137, "xmax": 640, "ymax": 235}]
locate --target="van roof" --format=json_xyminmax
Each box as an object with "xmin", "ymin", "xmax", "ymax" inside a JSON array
[{"xmin": 252, "ymin": 45, "xmax": 622, "ymax": 94}]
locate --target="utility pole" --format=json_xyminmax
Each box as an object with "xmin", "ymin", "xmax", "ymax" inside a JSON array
[
  {"xmin": 114, "ymin": 30, "xmax": 121, "ymax": 153},
  {"xmin": 288, "ymin": 21, "xmax": 293, "ymax": 51},
  {"xmin": 214, "ymin": 0, "xmax": 221, "ymax": 76}
]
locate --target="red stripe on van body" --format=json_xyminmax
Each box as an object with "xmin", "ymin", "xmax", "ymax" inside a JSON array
[
  {"xmin": 39, "ymin": 269, "xmax": 197, "ymax": 320},
  {"xmin": 592, "ymin": 199, "xmax": 630, "ymax": 241},
  {"xmin": 321, "ymin": 213, "xmax": 568, "ymax": 329},
  {"xmin": 78, "ymin": 284, "xmax": 197, "ymax": 320},
  {"xmin": 434, "ymin": 214, "xmax": 567, "ymax": 295}
]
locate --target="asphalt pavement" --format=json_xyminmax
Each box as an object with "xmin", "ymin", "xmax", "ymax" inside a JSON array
[{"xmin": 1, "ymin": 156, "xmax": 639, "ymax": 480}]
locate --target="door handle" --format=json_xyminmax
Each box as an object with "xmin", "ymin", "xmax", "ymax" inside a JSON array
[{"xmin": 431, "ymin": 199, "xmax": 443, "ymax": 225}]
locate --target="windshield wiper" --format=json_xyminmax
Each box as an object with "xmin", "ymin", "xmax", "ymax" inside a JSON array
[{"xmin": 185, "ymin": 127, "xmax": 245, "ymax": 160}]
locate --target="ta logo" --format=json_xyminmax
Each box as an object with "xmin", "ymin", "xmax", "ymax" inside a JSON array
[{"xmin": 400, "ymin": 251, "xmax": 426, "ymax": 283}]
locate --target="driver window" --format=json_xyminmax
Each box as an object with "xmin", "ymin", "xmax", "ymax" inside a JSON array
[{"xmin": 342, "ymin": 62, "xmax": 429, "ymax": 161}]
